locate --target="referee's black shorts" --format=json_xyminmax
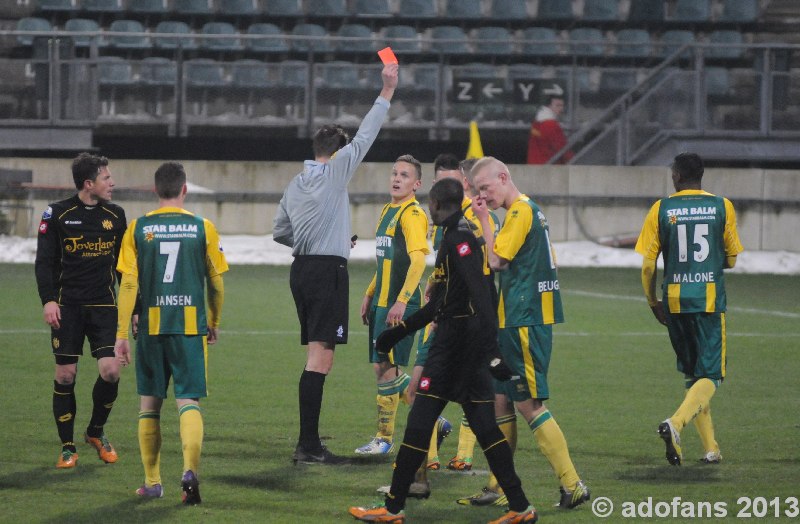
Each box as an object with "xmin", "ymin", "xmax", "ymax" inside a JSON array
[{"xmin": 290, "ymin": 255, "xmax": 349, "ymax": 346}]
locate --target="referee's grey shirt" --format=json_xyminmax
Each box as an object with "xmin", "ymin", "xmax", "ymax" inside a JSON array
[{"xmin": 272, "ymin": 96, "xmax": 390, "ymax": 260}]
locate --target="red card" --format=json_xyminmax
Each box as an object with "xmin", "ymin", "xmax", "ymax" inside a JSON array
[{"xmin": 377, "ymin": 46, "xmax": 398, "ymax": 65}]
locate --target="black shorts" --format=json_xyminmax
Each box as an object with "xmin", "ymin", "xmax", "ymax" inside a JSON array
[
  {"xmin": 417, "ymin": 316, "xmax": 495, "ymax": 404},
  {"xmin": 289, "ymin": 255, "xmax": 349, "ymax": 346},
  {"xmin": 51, "ymin": 305, "xmax": 117, "ymax": 362}
]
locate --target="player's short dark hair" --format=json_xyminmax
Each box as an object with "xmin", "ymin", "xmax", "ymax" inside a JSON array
[
  {"xmin": 154, "ymin": 161, "xmax": 186, "ymax": 199},
  {"xmin": 672, "ymin": 152, "xmax": 704, "ymax": 182},
  {"xmin": 429, "ymin": 177, "xmax": 463, "ymax": 211},
  {"xmin": 395, "ymin": 154, "xmax": 422, "ymax": 180},
  {"xmin": 71, "ymin": 152, "xmax": 109, "ymax": 190},
  {"xmin": 433, "ymin": 153, "xmax": 460, "ymax": 173},
  {"xmin": 312, "ymin": 124, "xmax": 350, "ymax": 158}
]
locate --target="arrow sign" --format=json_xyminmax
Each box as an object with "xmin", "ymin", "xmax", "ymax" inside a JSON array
[
  {"xmin": 542, "ymin": 83, "xmax": 564, "ymax": 96},
  {"xmin": 482, "ymin": 82, "xmax": 503, "ymax": 99}
]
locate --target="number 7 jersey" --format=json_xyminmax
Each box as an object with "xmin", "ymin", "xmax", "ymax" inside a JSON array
[
  {"xmin": 635, "ymin": 190, "xmax": 743, "ymax": 313},
  {"xmin": 117, "ymin": 207, "xmax": 229, "ymax": 335}
]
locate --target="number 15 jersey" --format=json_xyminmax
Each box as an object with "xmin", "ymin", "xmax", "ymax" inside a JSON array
[
  {"xmin": 117, "ymin": 207, "xmax": 229, "ymax": 336},
  {"xmin": 636, "ymin": 190, "xmax": 743, "ymax": 314}
]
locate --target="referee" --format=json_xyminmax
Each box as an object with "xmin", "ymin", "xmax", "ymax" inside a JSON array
[{"xmin": 273, "ymin": 62, "xmax": 398, "ymax": 464}]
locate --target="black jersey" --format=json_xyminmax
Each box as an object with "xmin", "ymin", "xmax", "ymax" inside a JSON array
[{"xmin": 35, "ymin": 195, "xmax": 127, "ymax": 306}]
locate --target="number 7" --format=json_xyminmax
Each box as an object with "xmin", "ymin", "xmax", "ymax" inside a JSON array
[{"xmin": 160, "ymin": 241, "xmax": 180, "ymax": 283}]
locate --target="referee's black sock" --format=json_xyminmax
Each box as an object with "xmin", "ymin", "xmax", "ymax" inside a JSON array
[
  {"xmin": 298, "ymin": 369, "xmax": 326, "ymax": 451},
  {"xmin": 53, "ymin": 380, "xmax": 77, "ymax": 452},
  {"xmin": 87, "ymin": 375, "xmax": 119, "ymax": 438}
]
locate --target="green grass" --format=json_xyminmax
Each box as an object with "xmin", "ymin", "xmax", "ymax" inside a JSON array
[{"xmin": 1, "ymin": 263, "xmax": 798, "ymax": 523}]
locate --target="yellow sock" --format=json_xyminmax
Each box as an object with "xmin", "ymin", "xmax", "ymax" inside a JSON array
[
  {"xmin": 693, "ymin": 405, "xmax": 720, "ymax": 454},
  {"xmin": 376, "ymin": 392, "xmax": 400, "ymax": 441},
  {"xmin": 456, "ymin": 415, "xmax": 477, "ymax": 460},
  {"xmin": 670, "ymin": 378, "xmax": 717, "ymax": 433},
  {"xmin": 487, "ymin": 414, "xmax": 517, "ymax": 492},
  {"xmin": 179, "ymin": 404, "xmax": 203, "ymax": 474},
  {"xmin": 530, "ymin": 410, "xmax": 580, "ymax": 490},
  {"xmin": 427, "ymin": 424, "xmax": 439, "ymax": 464},
  {"xmin": 138, "ymin": 411, "xmax": 162, "ymax": 486}
]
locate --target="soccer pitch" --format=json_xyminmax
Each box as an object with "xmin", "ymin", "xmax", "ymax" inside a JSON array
[{"xmin": 1, "ymin": 263, "xmax": 798, "ymax": 523}]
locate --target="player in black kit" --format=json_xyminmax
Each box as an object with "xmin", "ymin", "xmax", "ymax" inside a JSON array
[
  {"xmin": 35, "ymin": 153, "xmax": 128, "ymax": 469},
  {"xmin": 349, "ymin": 178, "xmax": 538, "ymax": 524}
]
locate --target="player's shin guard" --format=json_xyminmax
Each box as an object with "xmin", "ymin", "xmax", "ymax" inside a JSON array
[
  {"xmin": 487, "ymin": 413, "xmax": 518, "ymax": 491},
  {"xmin": 693, "ymin": 405, "xmax": 719, "ymax": 454},
  {"xmin": 138, "ymin": 410, "xmax": 162, "ymax": 486},
  {"xmin": 298, "ymin": 369, "xmax": 326, "ymax": 450},
  {"xmin": 87, "ymin": 375, "xmax": 118, "ymax": 438},
  {"xmin": 376, "ymin": 392, "xmax": 400, "ymax": 442},
  {"xmin": 179, "ymin": 404, "xmax": 203, "ymax": 474},
  {"xmin": 671, "ymin": 378, "xmax": 717, "ymax": 433},
  {"xmin": 530, "ymin": 410, "xmax": 580, "ymax": 491},
  {"xmin": 53, "ymin": 381, "xmax": 77, "ymax": 451},
  {"xmin": 466, "ymin": 404, "xmax": 529, "ymax": 513}
]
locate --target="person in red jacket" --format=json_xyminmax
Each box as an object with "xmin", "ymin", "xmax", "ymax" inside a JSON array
[{"xmin": 527, "ymin": 96, "xmax": 574, "ymax": 165}]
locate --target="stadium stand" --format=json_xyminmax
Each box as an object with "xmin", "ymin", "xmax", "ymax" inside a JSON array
[{"xmin": 246, "ymin": 22, "xmax": 289, "ymax": 53}]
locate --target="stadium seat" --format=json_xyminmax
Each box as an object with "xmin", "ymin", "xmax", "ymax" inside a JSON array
[
  {"xmin": 719, "ymin": 0, "xmax": 758, "ymax": 23},
  {"xmin": 264, "ymin": 0, "xmax": 303, "ymax": 16},
  {"xmin": 232, "ymin": 58, "xmax": 273, "ymax": 87},
  {"xmin": 672, "ymin": 0, "xmax": 711, "ymax": 22},
  {"xmin": 322, "ymin": 60, "xmax": 360, "ymax": 87},
  {"xmin": 185, "ymin": 58, "xmax": 228, "ymax": 117},
  {"xmin": 582, "ymin": 0, "xmax": 619, "ymax": 22},
  {"xmin": 429, "ymin": 26, "xmax": 470, "ymax": 55},
  {"xmin": 140, "ymin": 56, "xmax": 177, "ymax": 85},
  {"xmin": 64, "ymin": 18, "xmax": 104, "ymax": 49},
  {"xmin": 660, "ymin": 29, "xmax": 695, "ymax": 58},
  {"xmin": 246, "ymin": 23, "xmax": 289, "ymax": 52},
  {"xmin": 81, "ymin": 0, "xmax": 123, "ymax": 15},
  {"xmin": 290, "ymin": 23, "xmax": 333, "ymax": 52},
  {"xmin": 153, "ymin": 20, "xmax": 198, "ymax": 50},
  {"xmin": 568, "ymin": 28, "xmax": 605, "ymax": 57},
  {"xmin": 219, "ymin": 0, "xmax": 259, "ymax": 16},
  {"xmin": 97, "ymin": 57, "xmax": 135, "ymax": 116},
  {"xmin": 445, "ymin": 0, "xmax": 482, "ymax": 19},
  {"xmin": 336, "ymin": 24, "xmax": 375, "ymax": 53},
  {"xmin": 705, "ymin": 66, "xmax": 731, "ymax": 96},
  {"xmin": 200, "ymin": 22, "xmax": 244, "ymax": 51},
  {"xmin": 472, "ymin": 27, "xmax": 514, "ymax": 55},
  {"xmin": 382, "ymin": 25, "xmax": 420, "ymax": 54},
  {"xmin": 599, "ymin": 69, "xmax": 638, "ymax": 94},
  {"xmin": 108, "ymin": 20, "xmax": 151, "ymax": 50},
  {"xmin": 36, "ymin": 0, "xmax": 78, "ymax": 14},
  {"xmin": 306, "ymin": 0, "xmax": 347, "ymax": 17},
  {"xmin": 174, "ymin": 0, "xmax": 214, "ymax": 16},
  {"xmin": 537, "ymin": 0, "xmax": 573, "ymax": 21},
  {"xmin": 16, "ymin": 17, "xmax": 52, "ymax": 47},
  {"xmin": 397, "ymin": 0, "xmax": 437, "ymax": 19},
  {"xmin": 128, "ymin": 0, "xmax": 169, "ymax": 16},
  {"xmin": 520, "ymin": 27, "xmax": 560, "ymax": 56},
  {"xmin": 613, "ymin": 29, "xmax": 652, "ymax": 57},
  {"xmin": 489, "ymin": 0, "xmax": 529, "ymax": 21},
  {"xmin": 707, "ymin": 30, "xmax": 744, "ymax": 59},
  {"xmin": 627, "ymin": 0, "xmax": 664, "ymax": 23},
  {"xmin": 351, "ymin": 0, "xmax": 392, "ymax": 18},
  {"xmin": 280, "ymin": 59, "xmax": 308, "ymax": 87}
]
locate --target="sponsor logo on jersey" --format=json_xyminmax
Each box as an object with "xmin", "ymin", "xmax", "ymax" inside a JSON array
[
  {"xmin": 102, "ymin": 219, "xmax": 113, "ymax": 230},
  {"xmin": 39, "ymin": 221, "xmax": 48, "ymax": 234},
  {"xmin": 457, "ymin": 242, "xmax": 472, "ymax": 257},
  {"xmin": 669, "ymin": 215, "xmax": 678, "ymax": 225},
  {"xmin": 145, "ymin": 231, "xmax": 155, "ymax": 242},
  {"xmin": 419, "ymin": 377, "xmax": 431, "ymax": 391},
  {"xmin": 42, "ymin": 206, "xmax": 52, "ymax": 220},
  {"xmin": 65, "ymin": 220, "xmax": 82, "ymax": 225},
  {"xmin": 64, "ymin": 236, "xmax": 116, "ymax": 257}
]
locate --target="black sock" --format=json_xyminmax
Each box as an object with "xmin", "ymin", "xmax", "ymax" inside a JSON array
[
  {"xmin": 53, "ymin": 380, "xmax": 76, "ymax": 452},
  {"xmin": 87, "ymin": 375, "xmax": 118, "ymax": 438},
  {"xmin": 298, "ymin": 369, "xmax": 326, "ymax": 451}
]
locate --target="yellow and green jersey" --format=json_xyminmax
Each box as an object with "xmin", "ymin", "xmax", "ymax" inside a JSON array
[
  {"xmin": 117, "ymin": 207, "xmax": 229, "ymax": 336},
  {"xmin": 494, "ymin": 195, "xmax": 563, "ymax": 328},
  {"xmin": 373, "ymin": 199, "xmax": 429, "ymax": 308},
  {"xmin": 635, "ymin": 190, "xmax": 743, "ymax": 313},
  {"xmin": 431, "ymin": 197, "xmax": 499, "ymax": 277}
]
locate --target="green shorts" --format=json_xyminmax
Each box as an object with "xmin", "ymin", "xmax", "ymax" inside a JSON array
[
  {"xmin": 494, "ymin": 325, "xmax": 552, "ymax": 402},
  {"xmin": 414, "ymin": 323, "xmax": 435, "ymax": 367},
  {"xmin": 368, "ymin": 304, "xmax": 418, "ymax": 366},
  {"xmin": 666, "ymin": 311, "xmax": 726, "ymax": 381},
  {"xmin": 136, "ymin": 333, "xmax": 208, "ymax": 399}
]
